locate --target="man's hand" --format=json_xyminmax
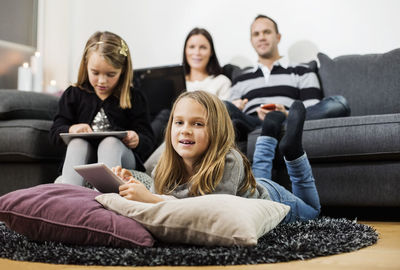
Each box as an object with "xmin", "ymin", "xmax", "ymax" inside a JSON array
[
  {"xmin": 232, "ymin": 99, "xmax": 248, "ymax": 111},
  {"xmin": 256, "ymin": 103, "xmax": 288, "ymax": 121},
  {"xmin": 122, "ymin": 130, "xmax": 139, "ymax": 149},
  {"xmin": 69, "ymin": 123, "xmax": 93, "ymax": 133},
  {"xmin": 275, "ymin": 104, "xmax": 289, "ymax": 117}
]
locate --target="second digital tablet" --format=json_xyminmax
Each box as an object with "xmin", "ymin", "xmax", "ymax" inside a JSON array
[{"xmin": 74, "ymin": 163, "xmax": 125, "ymax": 193}]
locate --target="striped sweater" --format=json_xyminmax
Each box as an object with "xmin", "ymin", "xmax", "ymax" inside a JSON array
[{"xmin": 229, "ymin": 58, "xmax": 322, "ymax": 115}]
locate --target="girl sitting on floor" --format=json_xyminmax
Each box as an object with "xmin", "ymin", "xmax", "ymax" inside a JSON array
[{"xmin": 50, "ymin": 31, "xmax": 154, "ymax": 186}]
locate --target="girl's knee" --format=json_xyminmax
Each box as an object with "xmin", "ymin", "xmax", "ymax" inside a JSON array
[
  {"xmin": 98, "ymin": 136, "xmax": 128, "ymax": 158},
  {"xmin": 69, "ymin": 138, "xmax": 90, "ymax": 147},
  {"xmin": 98, "ymin": 136, "xmax": 123, "ymax": 149},
  {"xmin": 67, "ymin": 138, "xmax": 91, "ymax": 155}
]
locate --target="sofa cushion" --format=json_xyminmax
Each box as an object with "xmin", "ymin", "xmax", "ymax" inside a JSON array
[
  {"xmin": 96, "ymin": 193, "xmax": 289, "ymax": 247},
  {"xmin": 0, "ymin": 89, "xmax": 59, "ymax": 120},
  {"xmin": 0, "ymin": 119, "xmax": 64, "ymax": 162},
  {"xmin": 302, "ymin": 114, "xmax": 400, "ymax": 161},
  {"xmin": 0, "ymin": 184, "xmax": 155, "ymax": 247},
  {"xmin": 318, "ymin": 48, "xmax": 400, "ymax": 116},
  {"xmin": 247, "ymin": 114, "xmax": 400, "ymax": 162}
]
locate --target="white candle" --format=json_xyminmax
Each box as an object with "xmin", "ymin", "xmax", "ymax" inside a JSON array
[
  {"xmin": 17, "ymin": 62, "xmax": 32, "ymax": 91},
  {"xmin": 30, "ymin": 51, "xmax": 43, "ymax": 92},
  {"xmin": 47, "ymin": 79, "xmax": 58, "ymax": 94}
]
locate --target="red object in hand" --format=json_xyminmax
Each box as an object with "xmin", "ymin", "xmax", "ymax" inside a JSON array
[{"xmin": 261, "ymin": 103, "xmax": 276, "ymax": 110}]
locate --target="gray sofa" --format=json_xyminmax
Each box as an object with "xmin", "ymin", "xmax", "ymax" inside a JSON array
[
  {"xmin": 0, "ymin": 49, "xmax": 399, "ymax": 219},
  {"xmin": 0, "ymin": 90, "xmax": 65, "ymax": 195},
  {"xmin": 246, "ymin": 48, "xmax": 400, "ymax": 218}
]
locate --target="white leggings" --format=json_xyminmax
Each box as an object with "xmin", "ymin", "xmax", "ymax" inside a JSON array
[{"xmin": 60, "ymin": 137, "xmax": 136, "ymax": 186}]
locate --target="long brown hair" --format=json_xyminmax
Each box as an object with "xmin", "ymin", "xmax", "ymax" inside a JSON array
[
  {"xmin": 154, "ymin": 91, "xmax": 256, "ymax": 196},
  {"xmin": 76, "ymin": 31, "xmax": 133, "ymax": 108}
]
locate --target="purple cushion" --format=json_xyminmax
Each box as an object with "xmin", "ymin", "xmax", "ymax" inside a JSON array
[{"xmin": 0, "ymin": 184, "xmax": 154, "ymax": 247}]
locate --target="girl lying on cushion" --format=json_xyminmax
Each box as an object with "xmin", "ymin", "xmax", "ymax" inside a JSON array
[{"xmin": 113, "ymin": 90, "xmax": 320, "ymax": 223}]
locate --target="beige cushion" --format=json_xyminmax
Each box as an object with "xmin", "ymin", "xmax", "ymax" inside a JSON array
[{"xmin": 96, "ymin": 193, "xmax": 289, "ymax": 246}]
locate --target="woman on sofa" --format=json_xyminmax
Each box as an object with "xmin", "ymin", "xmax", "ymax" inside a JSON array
[
  {"xmin": 183, "ymin": 27, "xmax": 231, "ymax": 99},
  {"xmin": 149, "ymin": 27, "xmax": 231, "ymax": 170},
  {"xmin": 49, "ymin": 31, "xmax": 154, "ymax": 186}
]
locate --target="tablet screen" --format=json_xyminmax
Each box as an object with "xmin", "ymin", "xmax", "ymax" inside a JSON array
[{"xmin": 74, "ymin": 163, "xmax": 125, "ymax": 193}]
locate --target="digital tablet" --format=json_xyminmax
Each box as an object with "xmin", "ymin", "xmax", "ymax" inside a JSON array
[
  {"xmin": 60, "ymin": 131, "xmax": 128, "ymax": 145},
  {"xmin": 74, "ymin": 163, "xmax": 125, "ymax": 193}
]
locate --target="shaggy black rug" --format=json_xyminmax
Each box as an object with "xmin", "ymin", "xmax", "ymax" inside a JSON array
[{"xmin": 0, "ymin": 217, "xmax": 378, "ymax": 266}]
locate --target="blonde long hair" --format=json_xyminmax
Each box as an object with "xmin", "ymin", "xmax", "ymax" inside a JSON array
[
  {"xmin": 76, "ymin": 31, "xmax": 133, "ymax": 108},
  {"xmin": 154, "ymin": 91, "xmax": 256, "ymax": 196}
]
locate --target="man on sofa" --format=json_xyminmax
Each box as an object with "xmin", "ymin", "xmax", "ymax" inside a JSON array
[{"xmin": 225, "ymin": 14, "xmax": 351, "ymax": 137}]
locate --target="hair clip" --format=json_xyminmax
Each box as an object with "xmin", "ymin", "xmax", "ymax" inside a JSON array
[
  {"xmin": 96, "ymin": 41, "xmax": 105, "ymax": 45},
  {"xmin": 119, "ymin": 40, "xmax": 128, "ymax": 57}
]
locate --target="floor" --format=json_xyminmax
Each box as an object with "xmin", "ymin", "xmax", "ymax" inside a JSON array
[{"xmin": 0, "ymin": 221, "xmax": 399, "ymax": 270}]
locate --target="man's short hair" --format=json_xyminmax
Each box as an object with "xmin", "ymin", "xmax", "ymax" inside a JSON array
[{"xmin": 253, "ymin": 14, "xmax": 279, "ymax": 34}]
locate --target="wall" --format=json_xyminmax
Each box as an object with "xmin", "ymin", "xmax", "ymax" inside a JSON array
[
  {"xmin": 0, "ymin": 0, "xmax": 37, "ymax": 89},
  {"xmin": 0, "ymin": 0, "xmax": 37, "ymax": 46},
  {"xmin": 39, "ymin": 0, "xmax": 400, "ymax": 90}
]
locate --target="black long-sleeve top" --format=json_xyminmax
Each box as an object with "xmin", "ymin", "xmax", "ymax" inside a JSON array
[{"xmin": 49, "ymin": 85, "xmax": 154, "ymax": 171}]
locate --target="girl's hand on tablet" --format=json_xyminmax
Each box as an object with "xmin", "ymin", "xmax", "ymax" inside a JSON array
[
  {"xmin": 69, "ymin": 123, "xmax": 93, "ymax": 133},
  {"xmin": 112, "ymin": 166, "xmax": 133, "ymax": 182},
  {"xmin": 122, "ymin": 130, "xmax": 139, "ymax": 149},
  {"xmin": 119, "ymin": 179, "xmax": 163, "ymax": 203}
]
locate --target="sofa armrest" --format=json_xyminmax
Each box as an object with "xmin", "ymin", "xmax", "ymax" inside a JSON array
[{"xmin": 0, "ymin": 89, "xmax": 59, "ymax": 120}]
